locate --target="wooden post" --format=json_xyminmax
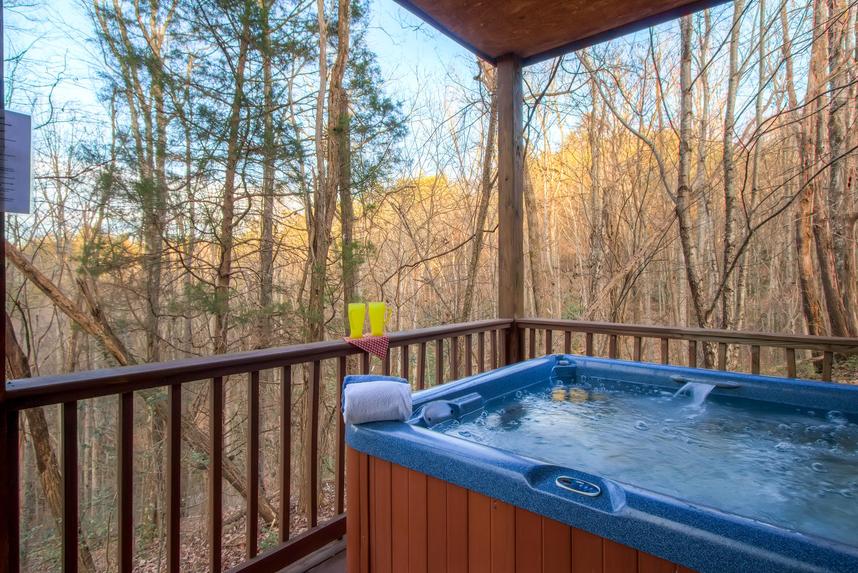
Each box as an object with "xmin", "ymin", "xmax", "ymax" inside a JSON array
[
  {"xmin": 0, "ymin": 408, "xmax": 18, "ymax": 573},
  {"xmin": 497, "ymin": 54, "xmax": 524, "ymax": 365}
]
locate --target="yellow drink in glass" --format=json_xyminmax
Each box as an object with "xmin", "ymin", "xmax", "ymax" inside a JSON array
[
  {"xmin": 368, "ymin": 302, "xmax": 390, "ymax": 336},
  {"xmin": 348, "ymin": 303, "xmax": 366, "ymax": 338}
]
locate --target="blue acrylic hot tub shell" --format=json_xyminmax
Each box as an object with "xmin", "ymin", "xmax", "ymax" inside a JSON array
[{"xmin": 345, "ymin": 355, "xmax": 858, "ymax": 573}]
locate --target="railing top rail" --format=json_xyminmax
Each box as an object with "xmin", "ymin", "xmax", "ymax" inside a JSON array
[
  {"xmin": 8, "ymin": 316, "xmax": 858, "ymax": 409},
  {"xmin": 516, "ymin": 318, "xmax": 858, "ymax": 351},
  {"xmin": 5, "ymin": 319, "xmax": 513, "ymax": 409}
]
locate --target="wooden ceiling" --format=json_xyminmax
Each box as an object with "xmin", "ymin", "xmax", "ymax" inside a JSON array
[{"xmin": 393, "ymin": 0, "xmax": 731, "ymax": 65}]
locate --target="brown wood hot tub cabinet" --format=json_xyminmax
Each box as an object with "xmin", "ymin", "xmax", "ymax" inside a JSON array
[{"xmin": 346, "ymin": 448, "xmax": 697, "ymax": 573}]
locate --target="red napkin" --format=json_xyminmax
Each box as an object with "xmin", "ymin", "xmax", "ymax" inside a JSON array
[{"xmin": 344, "ymin": 335, "xmax": 390, "ymax": 360}]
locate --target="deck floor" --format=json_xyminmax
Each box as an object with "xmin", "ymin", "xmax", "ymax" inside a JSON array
[
  {"xmin": 304, "ymin": 550, "xmax": 345, "ymax": 573},
  {"xmin": 279, "ymin": 539, "xmax": 346, "ymax": 573}
]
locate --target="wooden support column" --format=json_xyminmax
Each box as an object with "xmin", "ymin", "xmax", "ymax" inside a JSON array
[{"xmin": 497, "ymin": 54, "xmax": 524, "ymax": 364}]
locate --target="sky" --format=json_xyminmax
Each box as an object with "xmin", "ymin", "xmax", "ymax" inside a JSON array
[
  {"xmin": 4, "ymin": 0, "xmax": 784, "ymax": 186},
  {"xmin": 3, "ymin": 0, "xmax": 476, "ymax": 126}
]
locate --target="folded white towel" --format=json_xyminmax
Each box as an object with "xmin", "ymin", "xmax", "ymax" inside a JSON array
[{"xmin": 343, "ymin": 380, "xmax": 412, "ymax": 425}]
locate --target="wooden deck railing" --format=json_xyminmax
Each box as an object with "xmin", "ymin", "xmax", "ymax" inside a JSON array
[
  {"xmin": 1, "ymin": 317, "xmax": 857, "ymax": 573},
  {"xmin": 0, "ymin": 319, "xmax": 511, "ymax": 573},
  {"xmin": 515, "ymin": 318, "xmax": 858, "ymax": 381}
]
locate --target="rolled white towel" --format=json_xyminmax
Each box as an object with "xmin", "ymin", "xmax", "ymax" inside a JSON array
[{"xmin": 343, "ymin": 380, "xmax": 412, "ymax": 425}]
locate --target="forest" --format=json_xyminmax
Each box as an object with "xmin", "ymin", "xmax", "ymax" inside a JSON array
[{"xmin": 4, "ymin": 0, "xmax": 858, "ymax": 570}]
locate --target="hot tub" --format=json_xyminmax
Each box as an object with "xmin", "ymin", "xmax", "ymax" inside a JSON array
[{"xmin": 345, "ymin": 355, "xmax": 858, "ymax": 573}]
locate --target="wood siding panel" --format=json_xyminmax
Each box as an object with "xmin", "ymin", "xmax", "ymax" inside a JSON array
[
  {"xmin": 358, "ymin": 454, "xmax": 369, "ymax": 573},
  {"xmin": 542, "ymin": 516, "xmax": 571, "ymax": 572},
  {"xmin": 427, "ymin": 477, "xmax": 448, "ymax": 573},
  {"xmin": 571, "ymin": 527, "xmax": 603, "ymax": 573},
  {"xmin": 638, "ymin": 551, "xmax": 678, "ymax": 573},
  {"xmin": 391, "ymin": 464, "xmax": 410, "ymax": 571},
  {"xmin": 371, "ymin": 458, "xmax": 392, "ymax": 573},
  {"xmin": 347, "ymin": 456, "xmax": 695, "ymax": 573},
  {"xmin": 446, "ymin": 484, "xmax": 469, "ymax": 572},
  {"xmin": 408, "ymin": 470, "xmax": 428, "ymax": 573},
  {"xmin": 490, "ymin": 499, "xmax": 516, "ymax": 573},
  {"xmin": 603, "ymin": 538, "xmax": 638, "ymax": 572},
  {"xmin": 468, "ymin": 492, "xmax": 492, "ymax": 573},
  {"xmin": 514, "ymin": 508, "xmax": 542, "ymax": 572}
]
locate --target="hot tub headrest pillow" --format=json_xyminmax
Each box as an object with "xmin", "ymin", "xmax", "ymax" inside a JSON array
[{"xmin": 342, "ymin": 374, "xmax": 412, "ymax": 425}]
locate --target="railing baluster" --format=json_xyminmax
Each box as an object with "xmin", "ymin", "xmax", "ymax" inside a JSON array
[
  {"xmin": 688, "ymin": 340, "xmax": 698, "ymax": 368},
  {"xmin": 168, "ymin": 385, "xmax": 181, "ymax": 572},
  {"xmin": 822, "ymin": 351, "xmax": 833, "ymax": 381},
  {"xmin": 361, "ymin": 351, "xmax": 370, "ymax": 374},
  {"xmin": 465, "ymin": 334, "xmax": 473, "ymax": 376},
  {"xmin": 451, "ymin": 336, "xmax": 460, "ymax": 379},
  {"xmin": 279, "ymin": 368, "xmax": 291, "ymax": 542},
  {"xmin": 417, "ymin": 342, "xmax": 427, "ymax": 389},
  {"xmin": 401, "ymin": 345, "xmax": 410, "ymax": 380},
  {"xmin": 786, "ymin": 348, "xmax": 797, "ymax": 378},
  {"xmin": 544, "ymin": 329, "xmax": 553, "ymax": 355},
  {"xmin": 585, "ymin": 332, "xmax": 594, "ymax": 356},
  {"xmin": 307, "ymin": 361, "xmax": 321, "ymax": 527},
  {"xmin": 609, "ymin": 335, "xmax": 619, "ymax": 359},
  {"xmin": 633, "ymin": 336, "xmax": 642, "ymax": 362},
  {"xmin": 528, "ymin": 328, "xmax": 537, "ymax": 358},
  {"xmin": 660, "ymin": 338, "xmax": 669, "ymax": 365},
  {"xmin": 477, "ymin": 331, "xmax": 486, "ymax": 373},
  {"xmin": 435, "ymin": 339, "xmax": 444, "ymax": 386},
  {"xmin": 564, "ymin": 330, "xmax": 571, "ymax": 354},
  {"xmin": 751, "ymin": 346, "xmax": 761, "ymax": 375},
  {"xmin": 718, "ymin": 343, "xmax": 727, "ymax": 370},
  {"xmin": 210, "ymin": 377, "xmax": 224, "ymax": 569},
  {"xmin": 383, "ymin": 351, "xmax": 391, "ymax": 375},
  {"xmin": 491, "ymin": 330, "xmax": 498, "ymax": 368},
  {"xmin": 118, "ymin": 392, "xmax": 133, "ymax": 573},
  {"xmin": 336, "ymin": 357, "xmax": 347, "ymax": 515},
  {"xmin": 63, "ymin": 401, "xmax": 78, "ymax": 573},
  {"xmin": 247, "ymin": 371, "xmax": 260, "ymax": 558}
]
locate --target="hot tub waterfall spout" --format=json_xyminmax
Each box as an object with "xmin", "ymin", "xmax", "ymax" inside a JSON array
[{"xmin": 673, "ymin": 381, "xmax": 716, "ymax": 407}]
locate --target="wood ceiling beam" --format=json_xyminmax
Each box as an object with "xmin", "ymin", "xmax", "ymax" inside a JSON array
[
  {"xmin": 523, "ymin": 0, "xmax": 733, "ymax": 65},
  {"xmin": 392, "ymin": 0, "xmax": 733, "ymax": 67}
]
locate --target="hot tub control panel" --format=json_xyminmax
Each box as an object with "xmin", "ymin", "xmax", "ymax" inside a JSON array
[{"xmin": 556, "ymin": 476, "xmax": 602, "ymax": 497}]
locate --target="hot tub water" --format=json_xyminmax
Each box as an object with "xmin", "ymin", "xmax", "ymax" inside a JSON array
[{"xmin": 437, "ymin": 379, "xmax": 858, "ymax": 547}]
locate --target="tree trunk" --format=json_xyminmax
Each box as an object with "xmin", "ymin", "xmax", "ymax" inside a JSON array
[
  {"xmin": 805, "ymin": 0, "xmax": 851, "ymax": 336},
  {"xmin": 182, "ymin": 56, "xmax": 197, "ymax": 355},
  {"xmin": 826, "ymin": 0, "xmax": 858, "ymax": 334},
  {"xmin": 778, "ymin": 0, "xmax": 823, "ymax": 336},
  {"xmin": 306, "ymin": 0, "xmax": 351, "ymax": 343},
  {"xmin": 735, "ymin": 0, "xmax": 766, "ymax": 332},
  {"xmin": 461, "ymin": 62, "xmax": 498, "ymax": 322},
  {"xmin": 339, "ymin": 93, "xmax": 356, "ymax": 331},
  {"xmin": 524, "ymin": 168, "xmax": 545, "ymax": 316},
  {"xmin": 586, "ymin": 77, "xmax": 605, "ymax": 313},
  {"xmin": 793, "ymin": 0, "xmax": 828, "ymax": 336},
  {"xmin": 676, "ymin": 16, "xmax": 709, "ymax": 332},
  {"xmin": 214, "ymin": 4, "xmax": 252, "ymax": 354},
  {"xmin": 258, "ymin": 0, "xmax": 276, "ymax": 346},
  {"xmin": 720, "ymin": 0, "xmax": 744, "ymax": 334}
]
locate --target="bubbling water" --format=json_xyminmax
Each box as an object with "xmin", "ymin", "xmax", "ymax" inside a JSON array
[{"xmin": 437, "ymin": 382, "xmax": 858, "ymax": 547}]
